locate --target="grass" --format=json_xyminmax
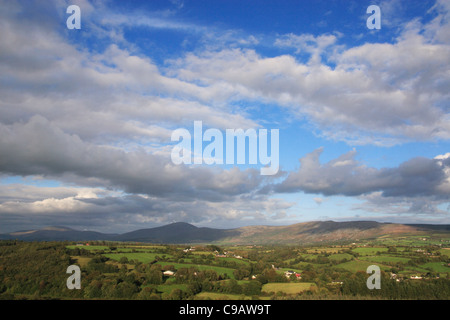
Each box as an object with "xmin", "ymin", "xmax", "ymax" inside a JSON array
[
  {"xmin": 103, "ymin": 252, "xmax": 163, "ymax": 263},
  {"xmin": 297, "ymin": 253, "xmax": 318, "ymax": 260},
  {"xmin": 291, "ymin": 261, "xmax": 323, "ymax": 269},
  {"xmin": 261, "ymin": 282, "xmax": 316, "ymax": 295},
  {"xmin": 277, "ymin": 267, "xmax": 303, "ymax": 274},
  {"xmin": 401, "ymin": 266, "xmax": 430, "ymax": 274},
  {"xmin": 333, "ymin": 260, "xmax": 390, "ymax": 272},
  {"xmin": 306, "ymin": 247, "xmax": 342, "ymax": 254},
  {"xmin": 359, "ymin": 255, "xmax": 411, "ymax": 264},
  {"xmin": 328, "ymin": 253, "xmax": 354, "ymax": 261},
  {"xmin": 376, "ymin": 235, "xmax": 448, "ymax": 246},
  {"xmin": 103, "ymin": 251, "xmax": 239, "ymax": 278},
  {"xmin": 195, "ymin": 292, "xmax": 253, "ymax": 300},
  {"xmin": 419, "ymin": 262, "xmax": 450, "ymax": 273},
  {"xmin": 156, "ymin": 284, "xmax": 188, "ymax": 294},
  {"xmin": 113, "ymin": 248, "xmax": 154, "ymax": 253},
  {"xmin": 66, "ymin": 245, "xmax": 110, "ymax": 251},
  {"xmin": 440, "ymin": 248, "xmax": 450, "ymax": 257},
  {"xmin": 352, "ymin": 247, "xmax": 389, "ymax": 256},
  {"xmin": 124, "ymin": 245, "xmax": 166, "ymax": 249},
  {"xmin": 71, "ymin": 256, "xmax": 91, "ymax": 267},
  {"xmin": 215, "ymin": 257, "xmax": 251, "ymax": 266},
  {"xmin": 191, "ymin": 251, "xmax": 214, "ymax": 255},
  {"xmin": 154, "ymin": 262, "xmax": 237, "ymax": 279}
]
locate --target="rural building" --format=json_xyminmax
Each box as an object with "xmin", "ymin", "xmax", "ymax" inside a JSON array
[{"xmin": 284, "ymin": 270, "xmax": 301, "ymax": 279}]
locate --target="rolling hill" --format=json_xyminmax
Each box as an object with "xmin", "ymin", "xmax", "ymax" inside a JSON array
[
  {"xmin": 113, "ymin": 222, "xmax": 240, "ymax": 243},
  {"xmin": 0, "ymin": 226, "xmax": 118, "ymax": 241},
  {"xmin": 0, "ymin": 221, "xmax": 448, "ymax": 244}
]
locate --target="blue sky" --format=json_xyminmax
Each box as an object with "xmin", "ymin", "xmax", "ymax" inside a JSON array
[{"xmin": 0, "ymin": 0, "xmax": 449, "ymax": 233}]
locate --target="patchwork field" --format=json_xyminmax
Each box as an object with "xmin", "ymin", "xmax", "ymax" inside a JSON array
[
  {"xmin": 352, "ymin": 247, "xmax": 389, "ymax": 256},
  {"xmin": 334, "ymin": 260, "xmax": 390, "ymax": 272},
  {"xmin": 1, "ymin": 233, "xmax": 449, "ymax": 301},
  {"xmin": 262, "ymin": 283, "xmax": 317, "ymax": 294},
  {"xmin": 195, "ymin": 292, "xmax": 254, "ymax": 300},
  {"xmin": 104, "ymin": 252, "xmax": 164, "ymax": 264},
  {"xmin": 359, "ymin": 256, "xmax": 411, "ymax": 264}
]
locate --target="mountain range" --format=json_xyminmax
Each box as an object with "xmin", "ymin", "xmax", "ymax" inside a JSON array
[{"xmin": 1, "ymin": 221, "xmax": 449, "ymax": 245}]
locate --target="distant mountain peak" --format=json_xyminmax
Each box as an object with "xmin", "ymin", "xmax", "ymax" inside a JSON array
[{"xmin": 167, "ymin": 222, "xmax": 197, "ymax": 228}]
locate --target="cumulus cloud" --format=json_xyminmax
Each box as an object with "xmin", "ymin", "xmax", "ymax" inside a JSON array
[
  {"xmin": 0, "ymin": 0, "xmax": 449, "ymax": 231},
  {"xmin": 0, "ymin": 2, "xmax": 257, "ymax": 147},
  {"xmin": 0, "ymin": 116, "xmax": 267, "ymax": 200},
  {"xmin": 169, "ymin": 2, "xmax": 450, "ymax": 145},
  {"xmin": 274, "ymin": 148, "xmax": 450, "ymax": 198},
  {"xmin": 0, "ymin": 115, "xmax": 296, "ymax": 233},
  {"xmin": 274, "ymin": 33, "xmax": 338, "ymax": 64},
  {"xmin": 0, "ymin": 183, "xmax": 294, "ymax": 233}
]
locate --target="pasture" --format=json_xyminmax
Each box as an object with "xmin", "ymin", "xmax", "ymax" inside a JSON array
[{"xmin": 261, "ymin": 282, "xmax": 316, "ymax": 294}]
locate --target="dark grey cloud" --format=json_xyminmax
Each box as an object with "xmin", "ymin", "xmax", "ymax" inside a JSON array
[
  {"xmin": 0, "ymin": 182, "xmax": 292, "ymax": 233},
  {"xmin": 274, "ymin": 148, "xmax": 450, "ymax": 198},
  {"xmin": 0, "ymin": 116, "xmax": 264, "ymax": 202},
  {"xmin": 0, "ymin": 0, "xmax": 449, "ymax": 232}
]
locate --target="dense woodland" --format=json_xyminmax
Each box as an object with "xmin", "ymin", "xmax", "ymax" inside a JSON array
[{"xmin": 0, "ymin": 240, "xmax": 449, "ymax": 300}]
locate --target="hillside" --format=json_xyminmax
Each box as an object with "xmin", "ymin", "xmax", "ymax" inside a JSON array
[
  {"xmin": 0, "ymin": 226, "xmax": 118, "ymax": 242},
  {"xmin": 220, "ymin": 221, "xmax": 434, "ymax": 244},
  {"xmin": 0, "ymin": 221, "xmax": 448, "ymax": 244},
  {"xmin": 114, "ymin": 222, "xmax": 239, "ymax": 243}
]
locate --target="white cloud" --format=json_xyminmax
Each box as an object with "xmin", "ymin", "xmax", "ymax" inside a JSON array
[
  {"xmin": 275, "ymin": 148, "xmax": 450, "ymax": 200},
  {"xmin": 1, "ymin": 0, "xmax": 449, "ymax": 231},
  {"xmin": 167, "ymin": 5, "xmax": 450, "ymax": 145}
]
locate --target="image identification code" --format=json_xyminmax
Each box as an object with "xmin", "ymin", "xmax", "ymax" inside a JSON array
[{"xmin": 179, "ymin": 304, "xmax": 271, "ymax": 317}]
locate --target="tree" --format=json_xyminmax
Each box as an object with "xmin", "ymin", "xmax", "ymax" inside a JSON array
[
  {"xmin": 115, "ymin": 281, "xmax": 139, "ymax": 299},
  {"xmin": 137, "ymin": 286, "xmax": 160, "ymax": 300},
  {"xmin": 242, "ymin": 281, "xmax": 262, "ymax": 295},
  {"xmin": 168, "ymin": 288, "xmax": 183, "ymax": 300},
  {"xmin": 146, "ymin": 267, "xmax": 163, "ymax": 285},
  {"xmin": 84, "ymin": 280, "xmax": 102, "ymax": 299}
]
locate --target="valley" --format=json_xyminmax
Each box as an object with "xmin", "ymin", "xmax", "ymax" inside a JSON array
[{"xmin": 0, "ymin": 226, "xmax": 449, "ymax": 300}]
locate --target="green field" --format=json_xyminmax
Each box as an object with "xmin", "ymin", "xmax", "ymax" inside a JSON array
[
  {"xmin": 298, "ymin": 253, "xmax": 319, "ymax": 260},
  {"xmin": 195, "ymin": 292, "xmax": 253, "ymax": 300},
  {"xmin": 156, "ymin": 284, "xmax": 188, "ymax": 294},
  {"xmin": 113, "ymin": 248, "xmax": 155, "ymax": 253},
  {"xmin": 329, "ymin": 253, "xmax": 354, "ymax": 261},
  {"xmin": 66, "ymin": 245, "xmax": 110, "ymax": 251},
  {"xmin": 352, "ymin": 247, "xmax": 389, "ymax": 256},
  {"xmin": 292, "ymin": 261, "xmax": 324, "ymax": 269},
  {"xmin": 334, "ymin": 260, "xmax": 390, "ymax": 272},
  {"xmin": 419, "ymin": 262, "xmax": 450, "ymax": 273},
  {"xmin": 306, "ymin": 247, "xmax": 342, "ymax": 254},
  {"xmin": 71, "ymin": 255, "xmax": 92, "ymax": 267},
  {"xmin": 104, "ymin": 252, "xmax": 163, "ymax": 263},
  {"xmin": 214, "ymin": 257, "xmax": 251, "ymax": 266},
  {"xmin": 154, "ymin": 262, "xmax": 237, "ymax": 279},
  {"xmin": 278, "ymin": 267, "xmax": 303, "ymax": 274},
  {"xmin": 191, "ymin": 251, "xmax": 213, "ymax": 255},
  {"xmin": 261, "ymin": 282, "xmax": 316, "ymax": 294},
  {"xmin": 376, "ymin": 236, "xmax": 448, "ymax": 246},
  {"xmin": 359, "ymin": 255, "xmax": 411, "ymax": 264},
  {"xmin": 4, "ymin": 236, "xmax": 447, "ymax": 301}
]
